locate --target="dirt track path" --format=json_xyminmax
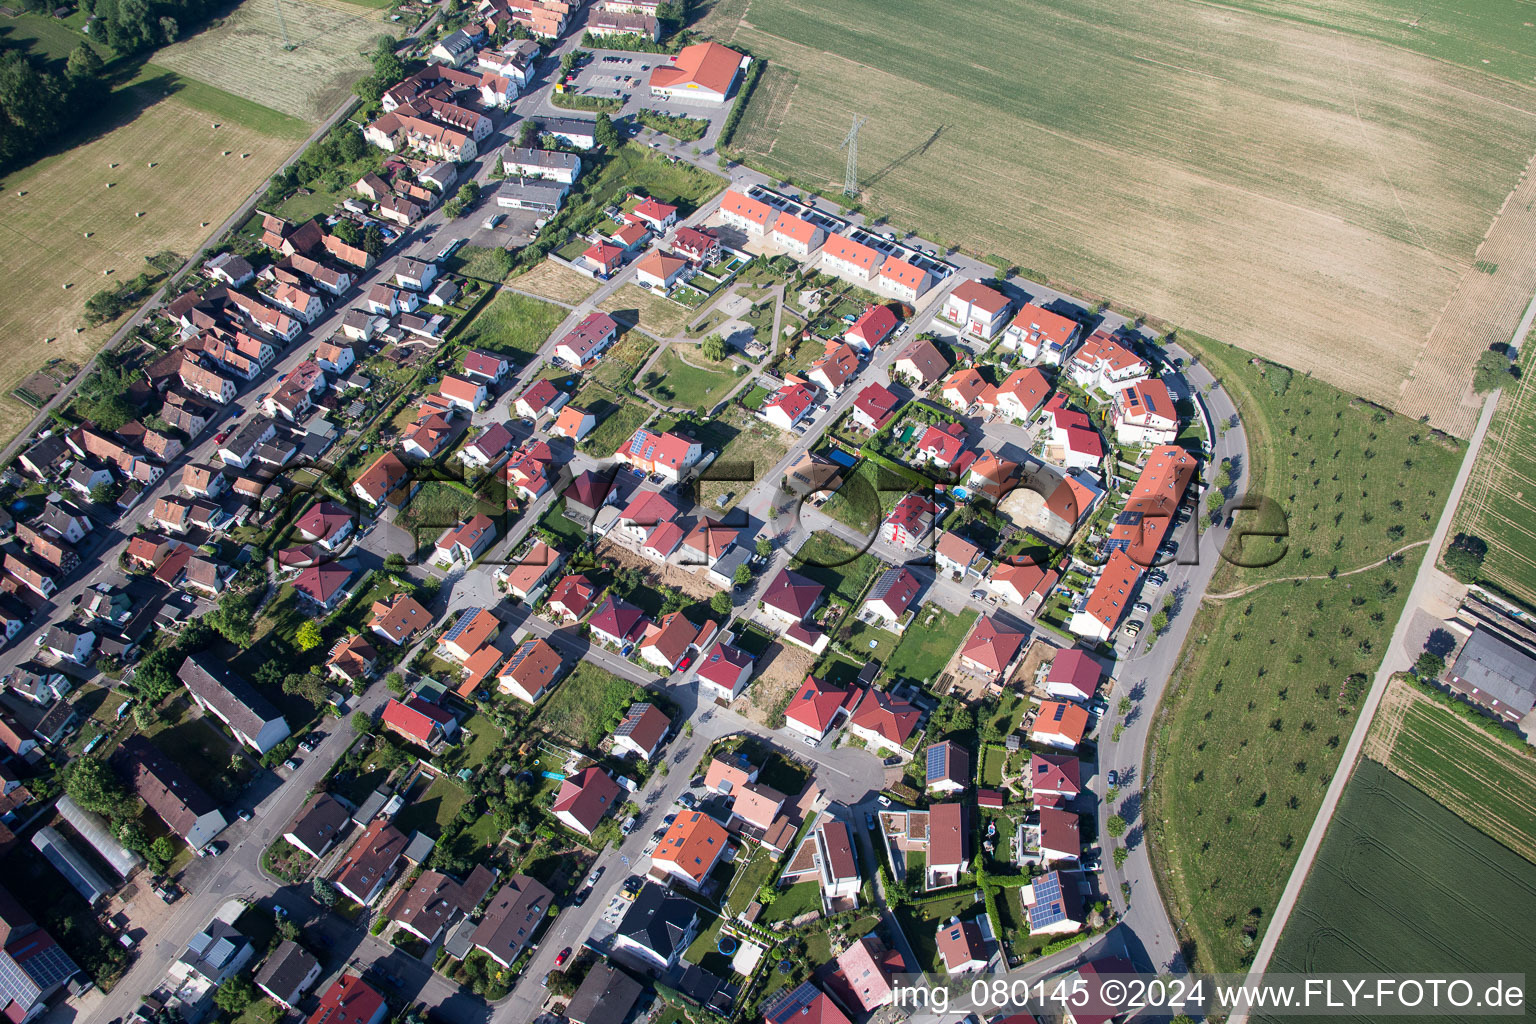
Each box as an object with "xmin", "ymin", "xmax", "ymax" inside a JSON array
[{"xmin": 1204, "ymin": 540, "xmax": 1429, "ymax": 600}]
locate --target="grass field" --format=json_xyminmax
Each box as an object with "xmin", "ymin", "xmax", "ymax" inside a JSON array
[
  {"xmin": 1267, "ymin": 761, "xmax": 1536, "ymax": 1021},
  {"xmin": 645, "ymin": 345, "xmax": 740, "ymax": 411},
  {"xmin": 393, "ymin": 774, "xmax": 472, "ymax": 838},
  {"xmin": 534, "ymin": 661, "xmax": 642, "ymax": 752},
  {"xmin": 576, "ymin": 386, "xmax": 651, "ymax": 456},
  {"xmin": 1446, "ymin": 340, "xmax": 1536, "ymax": 606},
  {"xmin": 0, "ymin": 91, "xmax": 296, "ymax": 443},
  {"xmin": 701, "ymin": 0, "xmax": 1536, "ymax": 437},
  {"xmin": 893, "ymin": 892, "xmax": 986, "ymax": 972},
  {"xmin": 887, "ymin": 607, "xmax": 976, "ymax": 685},
  {"xmin": 697, "ymin": 409, "xmax": 790, "ymax": 510},
  {"xmin": 508, "ymin": 260, "xmax": 600, "ymax": 303},
  {"xmin": 154, "ymin": 0, "xmax": 395, "ymax": 121},
  {"xmin": 1148, "ymin": 337, "xmax": 1465, "ymax": 974},
  {"xmin": 592, "ymin": 331, "xmax": 657, "ymax": 390},
  {"xmin": 454, "ymin": 290, "xmax": 568, "ymax": 367},
  {"xmin": 600, "ymin": 284, "xmax": 693, "ymax": 337},
  {"xmin": 1364, "ymin": 676, "xmax": 1536, "ymax": 864},
  {"xmin": 790, "ymin": 532, "xmax": 879, "ymax": 606}
]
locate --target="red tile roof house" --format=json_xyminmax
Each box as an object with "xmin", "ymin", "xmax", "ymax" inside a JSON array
[
  {"xmin": 502, "ymin": 539, "xmax": 565, "ymax": 600},
  {"xmin": 381, "ymin": 696, "xmax": 458, "ymax": 749},
  {"xmin": 1028, "ymin": 752, "xmax": 1082, "ymax": 803},
  {"xmin": 545, "ymin": 574, "xmax": 598, "ymax": 622},
  {"xmin": 845, "ymin": 689, "xmax": 921, "ymax": 756},
  {"xmin": 991, "ymin": 366, "xmax": 1053, "ymax": 421},
  {"xmin": 934, "ymin": 531, "xmax": 981, "ymax": 578},
  {"xmin": 651, "ymin": 810, "xmax": 730, "ymax": 890},
  {"xmin": 892, "ymin": 337, "xmax": 950, "ymax": 388},
  {"xmin": 332, "ymin": 819, "xmax": 409, "ymax": 905},
  {"xmin": 717, "ymin": 188, "xmax": 775, "ymax": 236},
  {"xmin": 296, "ymin": 502, "xmax": 355, "ymax": 550},
  {"xmin": 638, "ymin": 611, "xmax": 706, "ymax": 673},
  {"xmin": 514, "ymin": 379, "xmax": 569, "ymax": 421},
  {"xmin": 635, "ymin": 249, "xmax": 690, "ymax": 292},
  {"xmin": 551, "ymin": 766, "xmax": 623, "ymax": 836},
  {"xmin": 942, "ymin": 279, "xmax": 1012, "ymax": 340},
  {"xmin": 883, "ymin": 493, "xmax": 939, "ymax": 549},
  {"xmin": 550, "ymin": 404, "xmax": 597, "ymax": 442},
  {"xmin": 497, "ymin": 637, "xmax": 565, "ymax": 703},
  {"xmin": 809, "ymin": 342, "xmax": 861, "ymax": 394},
  {"xmin": 1038, "ymin": 806, "xmax": 1081, "ymax": 864},
  {"xmin": 580, "ymin": 241, "xmax": 625, "ymax": 278},
  {"xmin": 845, "ymin": 303, "xmax": 899, "ymax": 353},
  {"xmin": 926, "ymin": 801, "xmax": 968, "ymax": 888},
  {"xmin": 442, "ymin": 607, "xmax": 500, "ymax": 662},
  {"xmin": 1112, "ymin": 377, "xmax": 1179, "ymax": 446},
  {"xmin": 353, "ymin": 452, "xmax": 415, "ymax": 507},
  {"xmin": 769, "ymin": 211, "xmax": 826, "ymax": 258},
  {"xmin": 1004, "ymin": 301, "xmax": 1081, "ymax": 364},
  {"xmin": 627, "ymin": 196, "xmax": 678, "ymax": 231},
  {"xmin": 849, "ymin": 382, "xmax": 902, "ymax": 431},
  {"xmin": 764, "ymin": 985, "xmax": 853, "ymax": 1024},
  {"xmin": 503, "ymin": 440, "xmax": 557, "ymax": 501},
  {"xmin": 759, "ymin": 568, "xmax": 824, "ymax": 630},
  {"xmin": 877, "ymin": 254, "xmax": 933, "ymax": 303},
  {"xmin": 439, "ymin": 374, "xmax": 488, "ymax": 413},
  {"xmin": 672, "ymin": 226, "xmax": 720, "ymax": 266},
  {"xmin": 959, "ymin": 615, "xmax": 1026, "ymax": 685},
  {"xmin": 588, "ymin": 595, "xmax": 651, "ymax": 649},
  {"xmin": 1047, "ymin": 649, "xmax": 1103, "ymax": 703},
  {"xmin": 552, "ymin": 311, "xmax": 619, "ymax": 367},
  {"xmin": 915, "ymin": 421, "xmax": 967, "ymax": 468},
  {"xmin": 783, "ymin": 675, "xmax": 858, "ymax": 742},
  {"xmin": 458, "ymin": 422, "xmax": 515, "ymax": 470},
  {"xmin": 614, "ymin": 427, "xmax": 703, "ymax": 483},
  {"xmin": 1031, "ymin": 700, "xmax": 1090, "ymax": 752},
  {"xmin": 863, "ymin": 566, "xmax": 922, "ymax": 627},
  {"xmin": 293, "ymin": 562, "xmax": 355, "ymax": 611},
  {"xmin": 612, "ymin": 702, "xmax": 671, "ymax": 760},
  {"xmin": 820, "ymin": 233, "xmax": 880, "ymax": 282},
  {"xmin": 941, "ymin": 367, "xmax": 995, "ymax": 413},
  {"xmin": 828, "ymin": 934, "xmax": 905, "ymax": 1012},
  {"xmin": 1068, "ymin": 328, "xmax": 1151, "ymax": 393},
  {"xmin": 461, "ymin": 349, "xmax": 511, "ymax": 383},
  {"xmin": 434, "ymin": 514, "xmax": 497, "ymax": 565},
  {"xmin": 306, "ymin": 975, "xmax": 388, "ymax": 1024},
  {"xmin": 761, "ymin": 381, "xmax": 817, "ymax": 431},
  {"xmin": 936, "ymin": 917, "xmax": 990, "ymax": 974},
  {"xmin": 370, "ymin": 592, "xmax": 434, "ymax": 646},
  {"xmin": 695, "ymin": 640, "xmax": 754, "ymax": 702}
]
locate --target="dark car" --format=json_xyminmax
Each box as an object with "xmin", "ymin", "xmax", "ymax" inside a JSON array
[
  {"xmin": 1225, "ymin": 513, "xmax": 1235, "ymax": 529},
  {"xmin": 1106, "ymin": 769, "xmax": 1119, "ymax": 787}
]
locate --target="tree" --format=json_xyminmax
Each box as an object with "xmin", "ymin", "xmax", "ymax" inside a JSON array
[
  {"xmin": 701, "ymin": 334, "xmax": 728, "ymax": 361},
  {"xmin": 295, "ymin": 620, "xmax": 323, "ymax": 652},
  {"xmin": 147, "ymin": 836, "xmax": 175, "ymax": 873},
  {"xmin": 312, "ymin": 878, "xmax": 339, "ymax": 907},
  {"xmin": 67, "ymin": 757, "xmax": 128, "ymax": 819},
  {"xmin": 65, "ymin": 42, "xmax": 103, "ymax": 84},
  {"xmin": 518, "ymin": 120, "xmax": 539, "ymax": 147},
  {"xmin": 371, "ymin": 44, "xmax": 404, "ymax": 87},
  {"xmin": 733, "ymin": 564, "xmax": 753, "ymax": 587},
  {"xmin": 89, "ymin": 482, "xmax": 116, "ymax": 504},
  {"xmin": 755, "ymin": 537, "xmax": 772, "ymax": 558},
  {"xmin": 1414, "ymin": 651, "xmax": 1445, "ymax": 679},
  {"xmin": 1117, "ymin": 696, "xmax": 1132, "ymax": 716},
  {"xmin": 387, "ymin": 672, "xmax": 407, "ymax": 696},
  {"xmin": 1105, "ymin": 814, "xmax": 1127, "ymax": 839},
  {"xmin": 207, "ymin": 591, "xmax": 256, "ymax": 647},
  {"xmin": 115, "ymin": 820, "xmax": 148, "ymax": 854},
  {"xmin": 1443, "ymin": 532, "xmax": 1487, "ymax": 583},
  {"xmin": 1113, "ymin": 846, "xmax": 1129, "ymax": 869},
  {"xmin": 362, "ymin": 224, "xmax": 386, "ymax": 259},
  {"xmin": 1472, "ymin": 348, "xmax": 1516, "ymax": 393},
  {"xmin": 710, "ymin": 591, "xmax": 732, "ymax": 616},
  {"xmin": 384, "ymin": 553, "xmax": 407, "ymax": 569},
  {"xmin": 213, "ymin": 975, "xmax": 255, "ymax": 1016},
  {"xmin": 594, "ymin": 111, "xmax": 621, "ymax": 150}
]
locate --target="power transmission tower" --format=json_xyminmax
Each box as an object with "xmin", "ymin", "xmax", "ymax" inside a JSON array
[
  {"xmin": 839, "ymin": 115, "xmax": 867, "ymax": 198},
  {"xmin": 273, "ymin": 0, "xmax": 294, "ymax": 50}
]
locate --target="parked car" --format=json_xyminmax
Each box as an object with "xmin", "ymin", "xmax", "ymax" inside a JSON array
[
  {"xmin": 283, "ymin": 757, "xmax": 301, "ymax": 771},
  {"xmin": 555, "ymin": 947, "xmax": 572, "ymax": 966},
  {"xmin": 877, "ymin": 795, "xmax": 891, "ymax": 807},
  {"xmin": 801, "ymin": 735, "xmax": 817, "ymax": 748},
  {"xmin": 236, "ymin": 809, "xmax": 252, "ymax": 822},
  {"xmin": 678, "ymin": 793, "xmax": 696, "ymax": 809},
  {"xmin": 621, "ymin": 816, "xmax": 637, "ymax": 835},
  {"xmin": 1106, "ymin": 769, "xmax": 1119, "ymax": 787},
  {"xmin": 676, "ymin": 655, "xmax": 692, "ymax": 672}
]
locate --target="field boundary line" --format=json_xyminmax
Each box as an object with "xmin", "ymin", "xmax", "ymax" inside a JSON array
[{"xmin": 1203, "ymin": 540, "xmax": 1429, "ymax": 600}]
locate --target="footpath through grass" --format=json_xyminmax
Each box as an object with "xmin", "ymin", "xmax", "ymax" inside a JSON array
[
  {"xmin": 454, "ymin": 290, "xmax": 568, "ymax": 367},
  {"xmin": 1149, "ymin": 334, "xmax": 1464, "ymax": 974}
]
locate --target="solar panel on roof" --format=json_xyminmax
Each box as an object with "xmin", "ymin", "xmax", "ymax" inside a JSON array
[
  {"xmin": 926, "ymin": 745, "xmax": 945, "ymax": 779},
  {"xmin": 1054, "ymin": 704, "xmax": 1066, "ymax": 721},
  {"xmin": 441, "ymin": 607, "xmax": 483, "ymax": 644}
]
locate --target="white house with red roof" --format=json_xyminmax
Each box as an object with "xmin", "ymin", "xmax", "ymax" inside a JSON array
[
  {"xmin": 717, "ymin": 189, "xmax": 774, "ymax": 236},
  {"xmin": 769, "ymin": 211, "xmax": 825, "ymax": 258},
  {"xmin": 761, "ymin": 382, "xmax": 817, "ymax": 431},
  {"xmin": 915, "ymin": 422, "xmax": 967, "ymax": 468},
  {"xmin": 580, "ymin": 241, "xmax": 624, "ymax": 278},
  {"xmin": 589, "ymin": 596, "xmax": 651, "ymax": 648},
  {"xmin": 1112, "ymin": 377, "xmax": 1178, "ymax": 445},
  {"xmin": 845, "ymin": 304, "xmax": 898, "ymax": 353},
  {"xmin": 515, "ymin": 379, "xmax": 569, "ymax": 421},
  {"xmin": 504, "ymin": 441, "xmax": 557, "ymax": 501},
  {"xmin": 613, "ymin": 702, "xmax": 671, "ymax": 760},
  {"xmin": 959, "ymin": 615, "xmax": 1025, "ymax": 684},
  {"xmin": 614, "ymin": 427, "xmax": 703, "ymax": 482},
  {"xmin": 877, "ymin": 255, "xmax": 932, "ymax": 303},
  {"xmin": 941, "ymin": 367, "xmax": 994, "ymax": 412},
  {"xmin": 550, "ymin": 404, "xmax": 597, "ymax": 442},
  {"xmin": 1028, "ymin": 752, "xmax": 1082, "ymax": 802},
  {"xmin": 760, "ymin": 568, "xmax": 824, "ymax": 629},
  {"xmin": 850, "ymin": 382, "xmax": 901, "ymax": 431},
  {"xmin": 943, "ymin": 279, "xmax": 1011, "ymax": 339},
  {"xmin": 1004, "ymin": 302, "xmax": 1080, "ymax": 364},
  {"xmin": 382, "ymin": 697, "xmax": 458, "ymax": 748},
  {"xmin": 461, "ymin": 350, "xmax": 510, "ymax": 383},
  {"xmin": 551, "ymin": 766, "xmax": 622, "ymax": 835},
  {"xmin": 434, "ymin": 514, "xmax": 497, "ymax": 565},
  {"xmin": 863, "ymin": 566, "xmax": 921, "ymax": 626},
  {"xmin": 1062, "ymin": 424, "xmax": 1104, "ymax": 471},
  {"xmin": 545, "ymin": 574, "xmax": 597, "ymax": 622},
  {"xmin": 673, "ymin": 226, "xmax": 720, "ymax": 265},
  {"xmin": 616, "ymin": 490, "xmax": 682, "ymax": 543},
  {"xmin": 934, "ymin": 531, "xmax": 981, "ymax": 577},
  {"xmin": 296, "ymin": 502, "xmax": 354, "ymax": 551},
  {"xmin": 553, "ymin": 311, "xmax": 619, "ymax": 367},
  {"xmin": 809, "ymin": 343, "xmax": 860, "ymax": 394},
  {"xmin": 893, "ymin": 337, "xmax": 950, "ymax": 387},
  {"xmin": 845, "ymin": 689, "xmax": 922, "ymax": 755},
  {"xmin": 458, "ymin": 422, "xmax": 515, "ymax": 470},
  {"xmin": 992, "ymin": 367, "xmax": 1052, "ymax": 421},
  {"xmin": 641, "ymin": 520, "xmax": 686, "ymax": 562},
  {"xmin": 627, "ymin": 196, "xmax": 677, "ymax": 231},
  {"xmin": 638, "ymin": 611, "xmax": 705, "ymax": 672},
  {"xmin": 294, "ymin": 563, "xmax": 354, "ymax": 611},
  {"xmin": 439, "ymin": 374, "xmax": 487, "ymax": 413},
  {"xmin": 1068, "ymin": 329, "xmax": 1150, "ymax": 392},
  {"xmin": 635, "ymin": 249, "xmax": 690, "ymax": 291},
  {"xmin": 1046, "ymin": 649, "xmax": 1103, "ymax": 703},
  {"xmin": 783, "ymin": 675, "xmax": 856, "ymax": 741},
  {"xmin": 696, "ymin": 641, "xmax": 754, "ymax": 702},
  {"xmin": 883, "ymin": 493, "xmax": 939, "ymax": 549},
  {"xmin": 820, "ymin": 234, "xmax": 880, "ymax": 282}
]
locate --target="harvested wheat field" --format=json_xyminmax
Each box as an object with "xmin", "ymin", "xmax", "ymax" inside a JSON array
[
  {"xmin": 508, "ymin": 260, "xmax": 601, "ymax": 304},
  {"xmin": 704, "ymin": 0, "xmax": 1536, "ymax": 437},
  {"xmin": 155, "ymin": 0, "xmax": 396, "ymax": 121},
  {"xmin": 0, "ymin": 96, "xmax": 295, "ymax": 441}
]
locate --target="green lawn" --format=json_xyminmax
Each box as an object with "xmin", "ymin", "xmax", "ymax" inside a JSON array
[
  {"xmin": 819, "ymin": 459, "xmax": 914, "ymax": 534},
  {"xmin": 759, "ymin": 880, "xmax": 820, "ymax": 923},
  {"xmin": 980, "ymin": 745, "xmax": 1005, "ymax": 786},
  {"xmin": 533, "ymin": 661, "xmax": 644, "ymax": 751},
  {"xmin": 697, "ymin": 405, "xmax": 790, "ymax": 511},
  {"xmin": 887, "ymin": 607, "xmax": 977, "ymax": 685},
  {"xmin": 537, "ymin": 498, "xmax": 589, "ymax": 549},
  {"xmin": 577, "ymin": 391, "xmax": 651, "ymax": 457},
  {"xmin": 1149, "ymin": 334, "xmax": 1465, "ymax": 974},
  {"xmin": 843, "ymin": 619, "xmax": 900, "ymax": 665},
  {"xmin": 644, "ymin": 346, "xmax": 740, "ymax": 412},
  {"xmin": 725, "ymin": 848, "xmax": 780, "ymax": 915},
  {"xmin": 683, "ymin": 911, "xmax": 731, "ymax": 975},
  {"xmin": 790, "ymin": 532, "xmax": 880, "ymax": 606},
  {"xmin": 453, "ymin": 290, "xmax": 567, "ymax": 367},
  {"xmin": 398, "ymin": 482, "xmax": 500, "ymax": 550},
  {"xmin": 592, "ymin": 331, "xmax": 658, "ymax": 389},
  {"xmin": 894, "ymin": 892, "xmax": 986, "ymax": 972},
  {"xmin": 439, "ymin": 713, "xmax": 504, "ymax": 774},
  {"xmin": 392, "ymin": 774, "xmax": 471, "ymax": 840}
]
